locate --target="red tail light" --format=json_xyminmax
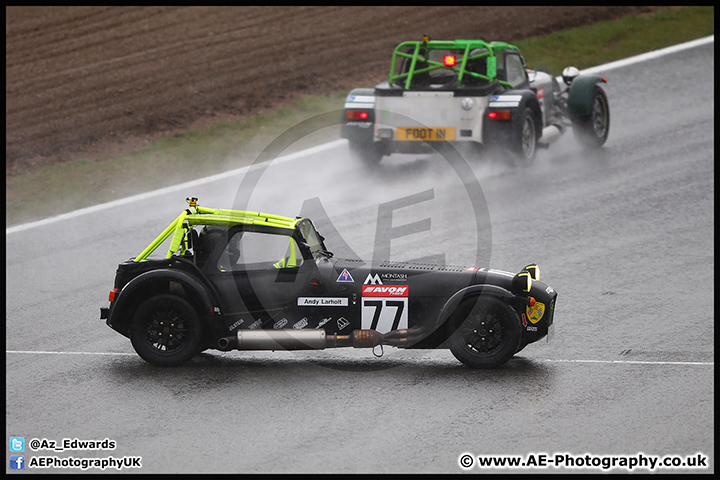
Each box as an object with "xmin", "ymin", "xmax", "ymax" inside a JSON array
[
  {"xmin": 346, "ymin": 110, "xmax": 370, "ymax": 121},
  {"xmin": 443, "ymin": 55, "xmax": 456, "ymax": 67},
  {"xmin": 488, "ymin": 110, "xmax": 511, "ymax": 121},
  {"xmin": 108, "ymin": 288, "xmax": 119, "ymax": 303}
]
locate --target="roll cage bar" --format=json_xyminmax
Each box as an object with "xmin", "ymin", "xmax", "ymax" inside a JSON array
[
  {"xmin": 389, "ymin": 38, "xmax": 519, "ymax": 90},
  {"xmin": 134, "ymin": 198, "xmax": 302, "ymax": 262}
]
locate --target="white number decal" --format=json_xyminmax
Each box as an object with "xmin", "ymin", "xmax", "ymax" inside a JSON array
[{"xmin": 361, "ymin": 298, "xmax": 408, "ymax": 333}]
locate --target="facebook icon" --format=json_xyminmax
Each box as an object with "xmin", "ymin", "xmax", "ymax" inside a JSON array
[{"xmin": 10, "ymin": 455, "xmax": 25, "ymax": 470}]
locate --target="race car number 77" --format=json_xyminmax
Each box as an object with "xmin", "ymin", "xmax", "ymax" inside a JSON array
[{"xmin": 362, "ymin": 298, "xmax": 409, "ymax": 333}]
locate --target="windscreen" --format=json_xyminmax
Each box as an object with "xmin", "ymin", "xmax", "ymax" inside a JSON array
[{"xmin": 296, "ymin": 219, "xmax": 327, "ymax": 255}]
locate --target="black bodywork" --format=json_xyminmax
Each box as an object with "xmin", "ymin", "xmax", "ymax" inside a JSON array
[{"xmin": 102, "ymin": 215, "xmax": 557, "ymax": 368}]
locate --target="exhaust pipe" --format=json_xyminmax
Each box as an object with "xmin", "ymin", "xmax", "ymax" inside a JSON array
[
  {"xmin": 538, "ymin": 124, "xmax": 565, "ymax": 148},
  {"xmin": 218, "ymin": 326, "xmax": 429, "ymax": 351},
  {"xmin": 218, "ymin": 329, "xmax": 374, "ymax": 350},
  {"xmin": 218, "ymin": 330, "xmax": 330, "ymax": 350}
]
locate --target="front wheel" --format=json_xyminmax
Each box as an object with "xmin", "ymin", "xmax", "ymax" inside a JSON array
[
  {"xmin": 130, "ymin": 294, "xmax": 202, "ymax": 366},
  {"xmin": 572, "ymin": 86, "xmax": 610, "ymax": 148},
  {"xmin": 447, "ymin": 296, "xmax": 523, "ymax": 369}
]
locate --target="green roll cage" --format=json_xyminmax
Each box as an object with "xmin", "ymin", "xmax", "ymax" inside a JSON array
[
  {"xmin": 134, "ymin": 198, "xmax": 301, "ymax": 262},
  {"xmin": 389, "ymin": 38, "xmax": 519, "ymax": 90}
]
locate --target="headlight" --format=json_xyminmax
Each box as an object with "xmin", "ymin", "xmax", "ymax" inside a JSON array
[
  {"xmin": 513, "ymin": 271, "xmax": 533, "ymax": 293},
  {"xmin": 524, "ymin": 264, "xmax": 540, "ymax": 281}
]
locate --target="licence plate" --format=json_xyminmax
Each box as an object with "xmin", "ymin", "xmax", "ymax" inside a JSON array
[{"xmin": 396, "ymin": 127, "xmax": 455, "ymax": 141}]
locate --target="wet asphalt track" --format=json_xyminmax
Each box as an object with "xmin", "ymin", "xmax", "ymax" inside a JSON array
[{"xmin": 6, "ymin": 39, "xmax": 714, "ymax": 473}]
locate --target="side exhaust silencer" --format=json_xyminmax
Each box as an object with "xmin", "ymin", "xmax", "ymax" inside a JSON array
[
  {"xmin": 538, "ymin": 123, "xmax": 565, "ymax": 148},
  {"xmin": 218, "ymin": 330, "xmax": 329, "ymax": 350},
  {"xmin": 217, "ymin": 326, "xmax": 428, "ymax": 351}
]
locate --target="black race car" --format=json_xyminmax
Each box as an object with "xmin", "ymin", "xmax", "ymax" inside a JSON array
[{"xmin": 101, "ymin": 198, "xmax": 557, "ymax": 368}]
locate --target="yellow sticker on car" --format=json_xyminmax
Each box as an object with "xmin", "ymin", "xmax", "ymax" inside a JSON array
[
  {"xmin": 396, "ymin": 127, "xmax": 456, "ymax": 141},
  {"xmin": 526, "ymin": 301, "xmax": 545, "ymax": 324}
]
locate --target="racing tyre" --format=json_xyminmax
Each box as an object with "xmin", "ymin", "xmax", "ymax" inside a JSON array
[
  {"xmin": 130, "ymin": 294, "xmax": 202, "ymax": 366},
  {"xmin": 349, "ymin": 140, "xmax": 383, "ymax": 167},
  {"xmin": 448, "ymin": 296, "xmax": 522, "ymax": 369},
  {"xmin": 507, "ymin": 107, "xmax": 538, "ymax": 166},
  {"xmin": 515, "ymin": 338, "xmax": 529, "ymax": 354},
  {"xmin": 572, "ymin": 86, "xmax": 610, "ymax": 148}
]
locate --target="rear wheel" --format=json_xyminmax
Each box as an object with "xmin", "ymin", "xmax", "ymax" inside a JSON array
[
  {"xmin": 508, "ymin": 107, "xmax": 538, "ymax": 166},
  {"xmin": 348, "ymin": 140, "xmax": 383, "ymax": 167},
  {"xmin": 572, "ymin": 86, "xmax": 610, "ymax": 148},
  {"xmin": 448, "ymin": 296, "xmax": 522, "ymax": 368},
  {"xmin": 130, "ymin": 294, "xmax": 202, "ymax": 366}
]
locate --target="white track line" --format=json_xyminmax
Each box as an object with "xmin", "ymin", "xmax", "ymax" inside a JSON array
[
  {"xmin": 6, "ymin": 350, "xmax": 136, "ymax": 356},
  {"xmin": 6, "ymin": 36, "xmax": 713, "ymax": 236},
  {"xmin": 543, "ymin": 358, "xmax": 713, "ymax": 366},
  {"xmin": 5, "ymin": 350, "xmax": 714, "ymax": 365},
  {"xmin": 6, "ymin": 139, "xmax": 346, "ymax": 235},
  {"xmin": 579, "ymin": 34, "xmax": 714, "ymax": 75}
]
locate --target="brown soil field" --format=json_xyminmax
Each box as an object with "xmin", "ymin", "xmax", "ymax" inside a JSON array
[{"xmin": 6, "ymin": 6, "xmax": 663, "ymax": 176}]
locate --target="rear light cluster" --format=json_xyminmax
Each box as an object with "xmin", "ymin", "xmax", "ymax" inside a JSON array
[
  {"xmin": 108, "ymin": 288, "xmax": 119, "ymax": 303},
  {"xmin": 488, "ymin": 111, "xmax": 511, "ymax": 121},
  {"xmin": 345, "ymin": 110, "xmax": 370, "ymax": 121}
]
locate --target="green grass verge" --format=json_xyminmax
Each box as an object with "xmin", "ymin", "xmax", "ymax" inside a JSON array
[
  {"xmin": 514, "ymin": 6, "xmax": 714, "ymax": 75},
  {"xmin": 6, "ymin": 6, "xmax": 714, "ymax": 227}
]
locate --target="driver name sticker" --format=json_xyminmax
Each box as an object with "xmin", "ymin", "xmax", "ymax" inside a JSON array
[{"xmin": 298, "ymin": 297, "xmax": 349, "ymax": 307}]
